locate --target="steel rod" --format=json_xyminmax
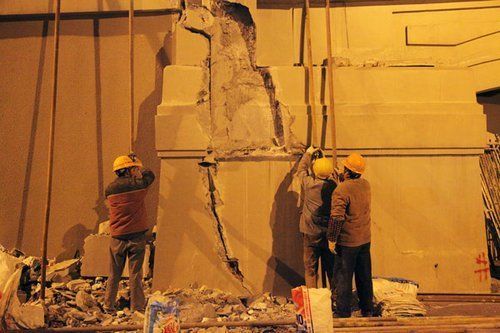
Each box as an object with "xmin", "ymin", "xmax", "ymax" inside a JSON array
[
  {"xmin": 129, "ymin": 0, "xmax": 134, "ymax": 153},
  {"xmin": 325, "ymin": 0, "xmax": 337, "ymax": 167},
  {"xmin": 304, "ymin": 0, "xmax": 318, "ymax": 147},
  {"xmin": 40, "ymin": 0, "xmax": 61, "ymax": 302}
]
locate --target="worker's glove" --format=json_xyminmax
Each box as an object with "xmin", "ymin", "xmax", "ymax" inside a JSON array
[
  {"xmin": 306, "ymin": 146, "xmax": 319, "ymax": 155},
  {"xmin": 328, "ymin": 241, "xmax": 337, "ymax": 254}
]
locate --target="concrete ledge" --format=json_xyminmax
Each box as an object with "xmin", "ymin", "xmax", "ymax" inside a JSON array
[
  {"xmin": 268, "ymin": 66, "xmax": 479, "ymax": 105},
  {"xmin": 287, "ymin": 105, "xmax": 486, "ymax": 149}
]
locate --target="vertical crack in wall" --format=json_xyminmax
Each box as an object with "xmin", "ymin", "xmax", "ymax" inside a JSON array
[
  {"xmin": 199, "ymin": 158, "xmax": 252, "ymax": 294},
  {"xmin": 178, "ymin": 1, "xmax": 300, "ymax": 293}
]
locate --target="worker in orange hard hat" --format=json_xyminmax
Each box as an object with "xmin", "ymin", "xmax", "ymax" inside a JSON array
[
  {"xmin": 104, "ymin": 153, "xmax": 155, "ymax": 313},
  {"xmin": 297, "ymin": 146, "xmax": 337, "ymax": 289},
  {"xmin": 328, "ymin": 153, "xmax": 374, "ymax": 318}
]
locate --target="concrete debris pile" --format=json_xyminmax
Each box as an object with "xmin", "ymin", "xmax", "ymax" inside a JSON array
[
  {"xmin": 159, "ymin": 287, "xmax": 295, "ymax": 324},
  {"xmin": 1, "ymin": 245, "xmax": 296, "ymax": 330},
  {"xmin": 44, "ymin": 278, "xmax": 150, "ymax": 327},
  {"xmin": 1, "ymin": 247, "xmax": 45, "ymax": 329},
  {"xmin": 372, "ymin": 277, "xmax": 427, "ymax": 317}
]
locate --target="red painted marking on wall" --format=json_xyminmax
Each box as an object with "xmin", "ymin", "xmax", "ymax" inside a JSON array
[{"xmin": 474, "ymin": 252, "xmax": 489, "ymax": 282}]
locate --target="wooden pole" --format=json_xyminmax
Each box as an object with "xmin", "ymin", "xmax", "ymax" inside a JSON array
[
  {"xmin": 325, "ymin": 0, "xmax": 337, "ymax": 168},
  {"xmin": 129, "ymin": 0, "xmax": 134, "ymax": 153},
  {"xmin": 304, "ymin": 0, "xmax": 318, "ymax": 147},
  {"xmin": 40, "ymin": 0, "xmax": 61, "ymax": 302}
]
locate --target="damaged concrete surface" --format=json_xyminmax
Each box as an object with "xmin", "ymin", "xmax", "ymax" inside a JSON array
[
  {"xmin": 154, "ymin": 0, "xmax": 491, "ymax": 295},
  {"xmin": 179, "ymin": 1, "xmax": 296, "ymax": 154}
]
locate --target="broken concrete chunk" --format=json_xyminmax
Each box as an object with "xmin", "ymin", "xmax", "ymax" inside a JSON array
[
  {"xmin": 7, "ymin": 298, "xmax": 45, "ymax": 329},
  {"xmin": 66, "ymin": 279, "xmax": 90, "ymax": 292},
  {"xmin": 181, "ymin": 6, "xmax": 215, "ymax": 34},
  {"xmin": 81, "ymin": 234, "xmax": 150, "ymax": 277},
  {"xmin": 75, "ymin": 290, "xmax": 96, "ymax": 311},
  {"xmin": 46, "ymin": 259, "xmax": 79, "ymax": 282}
]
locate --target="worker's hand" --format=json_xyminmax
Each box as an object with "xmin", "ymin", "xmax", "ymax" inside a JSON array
[
  {"xmin": 128, "ymin": 153, "xmax": 139, "ymax": 162},
  {"xmin": 130, "ymin": 166, "xmax": 143, "ymax": 178},
  {"xmin": 328, "ymin": 241, "xmax": 337, "ymax": 254},
  {"xmin": 334, "ymin": 167, "xmax": 344, "ymax": 183},
  {"xmin": 306, "ymin": 146, "xmax": 319, "ymax": 155}
]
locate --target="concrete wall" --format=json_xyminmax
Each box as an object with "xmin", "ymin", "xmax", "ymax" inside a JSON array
[
  {"xmin": 0, "ymin": 14, "xmax": 173, "ymax": 259},
  {"xmin": 153, "ymin": 0, "xmax": 498, "ymax": 294}
]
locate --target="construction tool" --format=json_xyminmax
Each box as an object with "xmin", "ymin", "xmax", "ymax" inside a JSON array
[{"xmin": 40, "ymin": 0, "xmax": 61, "ymax": 302}]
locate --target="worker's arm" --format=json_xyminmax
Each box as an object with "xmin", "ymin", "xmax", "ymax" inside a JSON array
[
  {"xmin": 132, "ymin": 167, "xmax": 155, "ymax": 188},
  {"xmin": 297, "ymin": 147, "xmax": 318, "ymax": 185},
  {"xmin": 328, "ymin": 186, "xmax": 348, "ymax": 243}
]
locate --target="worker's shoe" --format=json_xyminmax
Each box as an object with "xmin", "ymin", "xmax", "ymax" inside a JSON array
[{"xmin": 361, "ymin": 310, "xmax": 373, "ymax": 317}]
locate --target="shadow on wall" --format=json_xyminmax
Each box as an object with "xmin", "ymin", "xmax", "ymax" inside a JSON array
[
  {"xmin": 133, "ymin": 36, "xmax": 170, "ymax": 232},
  {"xmin": 15, "ymin": 20, "xmax": 49, "ymax": 250},
  {"xmin": 92, "ymin": 18, "xmax": 108, "ymax": 231},
  {"xmin": 263, "ymin": 161, "xmax": 304, "ymax": 296},
  {"xmin": 91, "ymin": 20, "xmax": 171, "ymax": 234},
  {"xmin": 477, "ymin": 89, "xmax": 500, "ymax": 135},
  {"xmin": 56, "ymin": 223, "xmax": 92, "ymax": 262}
]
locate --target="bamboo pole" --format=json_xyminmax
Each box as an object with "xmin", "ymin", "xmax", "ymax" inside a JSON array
[
  {"xmin": 325, "ymin": 0, "xmax": 337, "ymax": 168},
  {"xmin": 128, "ymin": 0, "xmax": 134, "ymax": 153},
  {"xmin": 304, "ymin": 0, "xmax": 318, "ymax": 147},
  {"xmin": 40, "ymin": 0, "xmax": 61, "ymax": 302}
]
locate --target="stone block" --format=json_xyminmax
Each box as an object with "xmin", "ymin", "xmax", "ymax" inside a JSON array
[
  {"xmin": 292, "ymin": 7, "xmax": 330, "ymax": 66},
  {"xmin": 288, "ymin": 104, "xmax": 485, "ymax": 149},
  {"xmin": 153, "ymin": 159, "xmax": 251, "ymax": 295},
  {"xmin": 81, "ymin": 234, "xmax": 150, "ymax": 278},
  {"xmin": 161, "ymin": 66, "xmax": 207, "ymax": 105},
  {"xmin": 268, "ymin": 67, "xmax": 480, "ymax": 106},
  {"xmin": 155, "ymin": 106, "xmax": 210, "ymax": 151},
  {"xmin": 169, "ymin": 24, "xmax": 209, "ymax": 66},
  {"xmin": 255, "ymin": 8, "xmax": 294, "ymax": 66}
]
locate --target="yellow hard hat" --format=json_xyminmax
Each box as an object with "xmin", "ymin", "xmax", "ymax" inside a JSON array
[
  {"xmin": 312, "ymin": 158, "xmax": 333, "ymax": 179},
  {"xmin": 113, "ymin": 155, "xmax": 143, "ymax": 172},
  {"xmin": 343, "ymin": 153, "xmax": 366, "ymax": 174}
]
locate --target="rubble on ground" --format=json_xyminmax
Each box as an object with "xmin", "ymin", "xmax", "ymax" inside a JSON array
[
  {"xmin": 2, "ymin": 244, "xmax": 427, "ymax": 331},
  {"xmin": 1, "ymin": 245, "xmax": 296, "ymax": 330}
]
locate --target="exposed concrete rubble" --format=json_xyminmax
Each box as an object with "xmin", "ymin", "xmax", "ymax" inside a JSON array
[
  {"xmin": 1, "ymin": 245, "xmax": 297, "ymax": 330},
  {"xmin": 179, "ymin": 1, "xmax": 298, "ymax": 156}
]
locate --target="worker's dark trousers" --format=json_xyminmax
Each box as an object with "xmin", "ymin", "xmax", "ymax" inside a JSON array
[
  {"xmin": 104, "ymin": 234, "xmax": 146, "ymax": 311},
  {"xmin": 333, "ymin": 242, "xmax": 374, "ymax": 317},
  {"xmin": 303, "ymin": 233, "xmax": 335, "ymax": 288}
]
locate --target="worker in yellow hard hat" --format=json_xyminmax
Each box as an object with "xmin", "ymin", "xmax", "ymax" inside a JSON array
[
  {"xmin": 297, "ymin": 146, "xmax": 337, "ymax": 289},
  {"xmin": 328, "ymin": 153, "xmax": 373, "ymax": 318},
  {"xmin": 104, "ymin": 153, "xmax": 155, "ymax": 313}
]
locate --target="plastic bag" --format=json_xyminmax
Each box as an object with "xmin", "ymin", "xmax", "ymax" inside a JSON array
[{"xmin": 144, "ymin": 295, "xmax": 180, "ymax": 333}]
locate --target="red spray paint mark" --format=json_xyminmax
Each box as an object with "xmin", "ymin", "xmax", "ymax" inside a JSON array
[{"xmin": 474, "ymin": 252, "xmax": 489, "ymax": 282}]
